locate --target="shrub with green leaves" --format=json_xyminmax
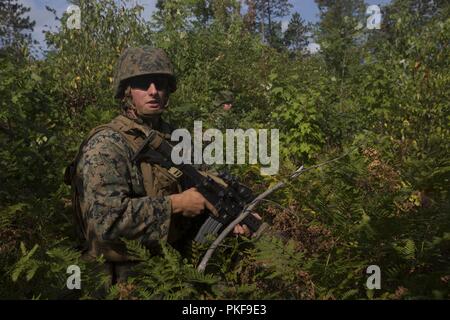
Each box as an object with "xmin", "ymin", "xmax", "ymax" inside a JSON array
[{"xmin": 0, "ymin": 0, "xmax": 448, "ymax": 300}]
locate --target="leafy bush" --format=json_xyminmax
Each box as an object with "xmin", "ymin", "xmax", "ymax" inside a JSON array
[{"xmin": 0, "ymin": 0, "xmax": 448, "ymax": 299}]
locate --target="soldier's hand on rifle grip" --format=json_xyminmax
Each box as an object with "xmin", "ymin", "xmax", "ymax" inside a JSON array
[{"xmin": 169, "ymin": 187, "xmax": 218, "ymax": 218}]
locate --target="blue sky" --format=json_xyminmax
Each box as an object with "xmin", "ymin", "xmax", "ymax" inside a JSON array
[{"xmin": 20, "ymin": 0, "xmax": 392, "ymax": 52}]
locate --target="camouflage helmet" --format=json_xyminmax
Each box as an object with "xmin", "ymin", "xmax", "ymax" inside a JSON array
[
  {"xmin": 213, "ymin": 90, "xmax": 235, "ymax": 107},
  {"xmin": 113, "ymin": 46, "xmax": 177, "ymax": 99}
]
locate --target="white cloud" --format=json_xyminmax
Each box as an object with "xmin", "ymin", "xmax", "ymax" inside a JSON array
[
  {"xmin": 281, "ymin": 20, "xmax": 289, "ymax": 33},
  {"xmin": 306, "ymin": 42, "xmax": 321, "ymax": 54}
]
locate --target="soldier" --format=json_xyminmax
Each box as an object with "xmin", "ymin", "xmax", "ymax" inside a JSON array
[
  {"xmin": 65, "ymin": 47, "xmax": 250, "ymax": 284},
  {"xmin": 213, "ymin": 90, "xmax": 234, "ymax": 111},
  {"xmin": 210, "ymin": 90, "xmax": 236, "ymax": 129}
]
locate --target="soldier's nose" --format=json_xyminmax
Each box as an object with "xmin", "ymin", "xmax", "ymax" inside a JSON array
[{"xmin": 147, "ymin": 83, "xmax": 157, "ymax": 95}]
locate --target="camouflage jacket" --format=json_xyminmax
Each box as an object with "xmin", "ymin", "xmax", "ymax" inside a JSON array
[{"xmin": 70, "ymin": 114, "xmax": 192, "ymax": 261}]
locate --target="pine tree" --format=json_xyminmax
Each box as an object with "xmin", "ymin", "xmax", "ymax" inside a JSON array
[
  {"xmin": 155, "ymin": 0, "xmax": 241, "ymax": 29},
  {"xmin": 283, "ymin": 12, "xmax": 309, "ymax": 52},
  {"xmin": 0, "ymin": 0, "xmax": 35, "ymax": 50},
  {"xmin": 191, "ymin": 0, "xmax": 214, "ymax": 26},
  {"xmin": 253, "ymin": 0, "xmax": 292, "ymax": 46},
  {"xmin": 376, "ymin": 0, "xmax": 450, "ymax": 46},
  {"xmin": 315, "ymin": 0, "xmax": 366, "ymax": 77},
  {"xmin": 210, "ymin": 0, "xmax": 241, "ymax": 28},
  {"xmin": 243, "ymin": 0, "xmax": 258, "ymax": 33}
]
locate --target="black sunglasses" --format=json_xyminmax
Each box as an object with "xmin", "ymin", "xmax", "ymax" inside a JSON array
[{"xmin": 129, "ymin": 75, "xmax": 169, "ymax": 91}]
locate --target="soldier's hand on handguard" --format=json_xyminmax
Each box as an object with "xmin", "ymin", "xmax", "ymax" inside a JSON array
[
  {"xmin": 169, "ymin": 187, "xmax": 218, "ymax": 218},
  {"xmin": 232, "ymin": 213, "xmax": 262, "ymax": 237}
]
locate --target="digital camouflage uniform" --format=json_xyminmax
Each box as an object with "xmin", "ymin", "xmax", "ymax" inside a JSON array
[
  {"xmin": 65, "ymin": 47, "xmax": 199, "ymax": 284},
  {"xmin": 76, "ymin": 118, "xmax": 175, "ymax": 247}
]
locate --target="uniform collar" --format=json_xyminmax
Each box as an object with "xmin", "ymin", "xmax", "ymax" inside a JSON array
[{"xmin": 119, "ymin": 113, "xmax": 172, "ymax": 138}]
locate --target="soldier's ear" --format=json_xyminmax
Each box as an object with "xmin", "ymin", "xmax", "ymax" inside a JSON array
[{"xmin": 120, "ymin": 86, "xmax": 134, "ymax": 110}]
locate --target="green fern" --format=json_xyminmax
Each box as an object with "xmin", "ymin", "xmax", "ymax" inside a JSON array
[
  {"xmin": 392, "ymin": 239, "xmax": 416, "ymax": 261},
  {"xmin": 11, "ymin": 243, "xmax": 39, "ymax": 282}
]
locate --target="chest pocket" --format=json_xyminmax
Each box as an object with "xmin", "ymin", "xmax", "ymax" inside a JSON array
[{"xmin": 152, "ymin": 164, "xmax": 182, "ymax": 197}]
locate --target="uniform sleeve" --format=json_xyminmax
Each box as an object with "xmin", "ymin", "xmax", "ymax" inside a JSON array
[{"xmin": 76, "ymin": 129, "xmax": 173, "ymax": 245}]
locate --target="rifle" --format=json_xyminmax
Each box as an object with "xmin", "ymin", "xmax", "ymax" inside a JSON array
[{"xmin": 132, "ymin": 131, "xmax": 263, "ymax": 243}]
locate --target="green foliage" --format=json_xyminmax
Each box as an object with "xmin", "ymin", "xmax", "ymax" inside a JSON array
[
  {"xmin": 315, "ymin": 0, "xmax": 367, "ymax": 76},
  {"xmin": 0, "ymin": 0, "xmax": 449, "ymax": 300},
  {"xmin": 269, "ymin": 67, "xmax": 326, "ymax": 162},
  {"xmin": 106, "ymin": 240, "xmax": 219, "ymax": 299},
  {"xmin": 8, "ymin": 240, "xmax": 109, "ymax": 299},
  {"xmin": 45, "ymin": 0, "xmax": 152, "ymax": 117}
]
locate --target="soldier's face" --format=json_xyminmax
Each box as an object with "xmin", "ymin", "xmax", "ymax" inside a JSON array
[{"xmin": 129, "ymin": 75, "xmax": 169, "ymax": 116}]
